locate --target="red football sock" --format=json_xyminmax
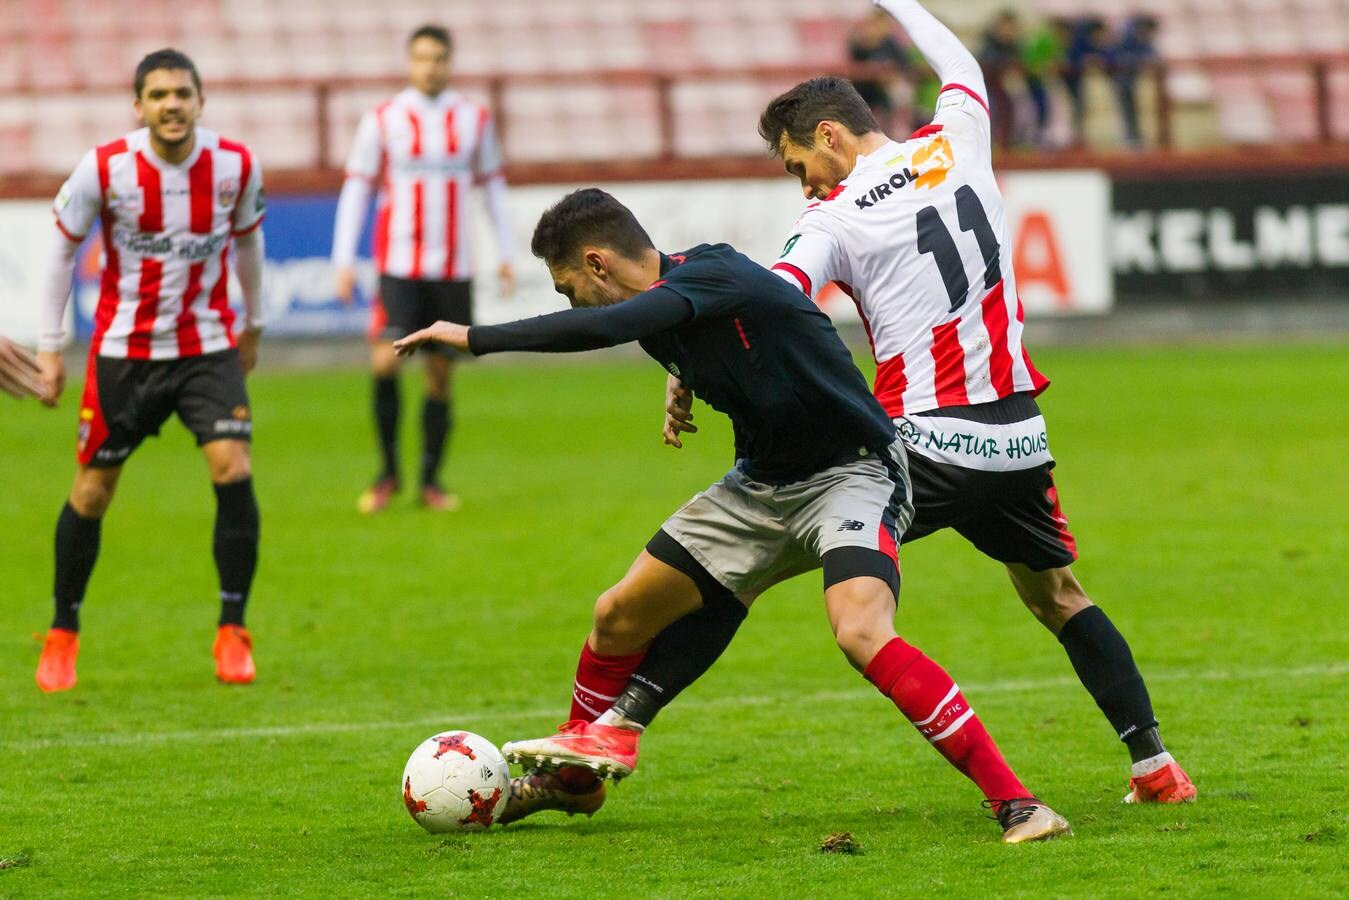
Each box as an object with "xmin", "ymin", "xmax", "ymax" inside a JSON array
[
  {"xmin": 864, "ymin": 637, "xmax": 1030, "ymax": 804},
  {"xmin": 570, "ymin": 641, "xmax": 647, "ymax": 722},
  {"xmin": 559, "ymin": 641, "xmax": 646, "ymax": 792}
]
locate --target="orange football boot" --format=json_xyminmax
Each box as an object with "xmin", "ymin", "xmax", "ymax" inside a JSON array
[
  {"xmin": 213, "ymin": 625, "xmax": 256, "ymax": 684},
  {"xmin": 357, "ymin": 475, "xmax": 399, "ymax": 514},
  {"xmin": 1124, "ymin": 760, "xmax": 1197, "ymax": 804},
  {"xmin": 36, "ymin": 628, "xmax": 79, "ymax": 692},
  {"xmin": 502, "ymin": 720, "xmax": 641, "ymax": 782}
]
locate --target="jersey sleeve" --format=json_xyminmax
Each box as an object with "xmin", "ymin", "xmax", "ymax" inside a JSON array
[
  {"xmin": 52, "ymin": 149, "xmax": 101, "ymax": 242},
  {"xmin": 472, "ymin": 108, "xmax": 504, "ymax": 180},
  {"xmin": 873, "ymin": 1, "xmax": 991, "ymax": 153},
  {"xmin": 468, "ymin": 287, "xmax": 692, "ymax": 355},
  {"xmin": 232, "ymin": 150, "xmax": 265, "ymax": 235},
  {"xmin": 344, "ymin": 110, "xmax": 384, "ymax": 181},
  {"xmin": 770, "ymin": 210, "xmax": 845, "ymax": 298},
  {"xmin": 930, "ymin": 83, "xmax": 992, "ymax": 153}
]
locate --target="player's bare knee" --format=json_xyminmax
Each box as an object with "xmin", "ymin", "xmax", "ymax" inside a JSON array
[
  {"xmin": 423, "ymin": 358, "xmax": 452, "ymax": 401},
  {"xmin": 69, "ymin": 467, "xmax": 120, "ymax": 517},
  {"xmin": 1010, "ymin": 565, "xmax": 1091, "ymax": 632},
  {"xmin": 833, "ymin": 618, "xmax": 891, "ymax": 669},
  {"xmin": 208, "ymin": 450, "xmax": 252, "ymax": 485},
  {"xmin": 70, "ymin": 480, "xmax": 114, "ymax": 518},
  {"xmin": 590, "ymin": 588, "xmax": 645, "ymax": 652},
  {"xmin": 372, "ymin": 345, "xmax": 400, "ymax": 378}
]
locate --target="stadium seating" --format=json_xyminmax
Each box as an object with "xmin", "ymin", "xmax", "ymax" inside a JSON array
[{"xmin": 0, "ymin": 0, "xmax": 1345, "ymax": 174}]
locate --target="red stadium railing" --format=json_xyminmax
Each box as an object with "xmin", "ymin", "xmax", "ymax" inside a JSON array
[{"xmin": 0, "ymin": 54, "xmax": 1345, "ymax": 199}]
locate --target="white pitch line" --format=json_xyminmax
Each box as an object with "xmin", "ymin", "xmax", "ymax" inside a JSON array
[{"xmin": 5, "ymin": 662, "xmax": 1344, "ymax": 753}]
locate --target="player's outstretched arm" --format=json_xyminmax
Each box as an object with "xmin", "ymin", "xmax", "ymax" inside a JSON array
[
  {"xmin": 0, "ymin": 337, "xmax": 43, "ymax": 399},
  {"xmin": 873, "ymin": 0, "xmax": 986, "ymax": 99},
  {"xmin": 394, "ymin": 321, "xmax": 471, "ymax": 355},
  {"xmin": 396, "ymin": 288, "xmax": 694, "ymax": 358}
]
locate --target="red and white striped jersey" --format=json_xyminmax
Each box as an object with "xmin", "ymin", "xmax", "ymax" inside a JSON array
[
  {"xmin": 341, "ymin": 88, "xmax": 505, "ymax": 280},
  {"xmin": 53, "ymin": 127, "xmax": 265, "ymax": 360},
  {"xmin": 772, "ymin": 84, "xmax": 1048, "ymax": 420}
]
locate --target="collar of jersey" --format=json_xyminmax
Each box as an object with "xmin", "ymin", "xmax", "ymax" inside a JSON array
[
  {"xmin": 400, "ymin": 87, "xmax": 461, "ymax": 108},
  {"xmin": 857, "ymin": 138, "xmax": 903, "ymax": 167},
  {"xmin": 132, "ymin": 126, "xmax": 207, "ymax": 171}
]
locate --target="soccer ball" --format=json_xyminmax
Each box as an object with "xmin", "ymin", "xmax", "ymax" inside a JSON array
[{"xmin": 401, "ymin": 731, "xmax": 510, "ymax": 832}]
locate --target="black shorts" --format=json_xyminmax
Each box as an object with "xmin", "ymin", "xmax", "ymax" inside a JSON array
[
  {"xmin": 76, "ymin": 349, "xmax": 251, "ymax": 468},
  {"xmin": 371, "ymin": 275, "xmax": 473, "ymax": 357},
  {"xmin": 900, "ymin": 393, "xmax": 1078, "ymax": 572}
]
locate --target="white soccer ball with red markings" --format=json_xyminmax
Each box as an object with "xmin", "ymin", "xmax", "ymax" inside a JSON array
[{"xmin": 401, "ymin": 730, "xmax": 509, "ymax": 833}]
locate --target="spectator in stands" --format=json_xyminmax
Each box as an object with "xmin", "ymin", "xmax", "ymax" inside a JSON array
[
  {"xmin": 979, "ymin": 8, "xmax": 1023, "ymax": 150},
  {"xmin": 1112, "ymin": 15, "xmax": 1160, "ymax": 148},
  {"xmin": 1021, "ymin": 17, "xmax": 1071, "ymax": 148},
  {"xmin": 1062, "ymin": 17, "xmax": 1112, "ymax": 147},
  {"xmin": 848, "ymin": 7, "xmax": 912, "ymax": 134}
]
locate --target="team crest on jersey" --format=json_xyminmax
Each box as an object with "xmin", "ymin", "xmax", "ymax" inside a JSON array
[
  {"xmin": 911, "ymin": 135, "xmax": 954, "ymax": 191},
  {"xmin": 217, "ymin": 177, "xmax": 239, "ymax": 208}
]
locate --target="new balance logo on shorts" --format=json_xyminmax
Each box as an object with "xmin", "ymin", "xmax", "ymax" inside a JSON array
[{"xmin": 837, "ymin": 520, "xmax": 866, "ymax": 532}]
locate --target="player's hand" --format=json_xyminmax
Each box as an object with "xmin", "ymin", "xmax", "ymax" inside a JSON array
[
  {"xmin": 393, "ymin": 321, "xmax": 469, "ymax": 357},
  {"xmin": 36, "ymin": 350, "xmax": 65, "ymax": 407},
  {"xmin": 335, "ymin": 266, "xmax": 358, "ymax": 306},
  {"xmin": 498, "ymin": 262, "xmax": 516, "ymax": 298},
  {"xmin": 237, "ymin": 327, "xmax": 262, "ymax": 374},
  {"xmin": 662, "ymin": 373, "xmax": 698, "ymax": 449},
  {"xmin": 0, "ymin": 337, "xmax": 44, "ymax": 399}
]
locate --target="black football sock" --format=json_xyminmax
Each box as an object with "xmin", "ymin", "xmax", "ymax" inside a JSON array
[
  {"xmin": 374, "ymin": 375, "xmax": 400, "ymax": 481},
  {"xmin": 1057, "ymin": 605, "xmax": 1163, "ymax": 762},
  {"xmin": 214, "ymin": 479, "xmax": 260, "ymax": 627},
  {"xmin": 52, "ymin": 502, "xmax": 102, "ymax": 631},
  {"xmin": 610, "ymin": 601, "xmax": 746, "ymax": 727},
  {"xmin": 609, "ymin": 529, "xmax": 748, "ymax": 727},
  {"xmin": 420, "ymin": 397, "xmax": 451, "ymax": 488}
]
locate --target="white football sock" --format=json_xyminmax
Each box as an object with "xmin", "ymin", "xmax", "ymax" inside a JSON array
[{"xmin": 1131, "ymin": 751, "xmax": 1174, "ymax": 778}]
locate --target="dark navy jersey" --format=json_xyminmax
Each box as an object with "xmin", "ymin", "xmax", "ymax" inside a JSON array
[
  {"xmin": 638, "ymin": 245, "xmax": 894, "ymax": 483},
  {"xmin": 468, "ymin": 243, "xmax": 895, "ymax": 484}
]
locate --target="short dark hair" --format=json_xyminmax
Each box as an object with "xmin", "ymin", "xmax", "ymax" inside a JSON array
[
  {"xmin": 409, "ymin": 24, "xmax": 453, "ymax": 52},
  {"xmin": 531, "ymin": 189, "xmax": 655, "ymax": 268},
  {"xmin": 757, "ymin": 76, "xmax": 878, "ymax": 156},
  {"xmin": 134, "ymin": 48, "xmax": 201, "ymax": 98}
]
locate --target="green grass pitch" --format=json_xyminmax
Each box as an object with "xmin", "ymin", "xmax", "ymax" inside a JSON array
[{"xmin": 1, "ymin": 344, "xmax": 1345, "ymax": 898}]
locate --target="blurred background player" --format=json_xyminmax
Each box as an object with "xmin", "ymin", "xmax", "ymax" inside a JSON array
[
  {"xmin": 33, "ymin": 49, "xmax": 266, "ymax": 692},
  {"xmin": 0, "ymin": 336, "xmax": 44, "ymax": 399},
  {"xmin": 331, "ymin": 24, "xmax": 516, "ymax": 514}
]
